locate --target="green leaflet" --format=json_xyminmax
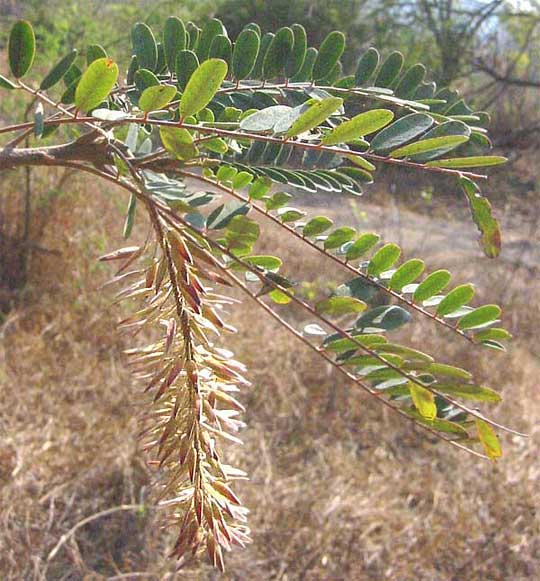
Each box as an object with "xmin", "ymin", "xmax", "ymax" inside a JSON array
[
  {"xmin": 285, "ymin": 24, "xmax": 307, "ymax": 78},
  {"xmin": 346, "ymin": 155, "xmax": 376, "ymax": 172},
  {"xmin": 208, "ymin": 201, "xmax": 249, "ymax": 230},
  {"xmin": 457, "ymin": 305, "xmax": 501, "ymax": 330},
  {"xmin": 263, "ymin": 27, "xmax": 294, "ymax": 79},
  {"xmin": 303, "ymin": 216, "xmax": 334, "ymax": 237},
  {"xmin": 186, "ymin": 22, "xmax": 201, "ymax": 51},
  {"xmin": 335, "ymin": 278, "xmax": 378, "ymax": 302},
  {"xmin": 370, "ymin": 113, "xmax": 434, "ymax": 153},
  {"xmin": 436, "ymin": 284, "xmax": 475, "ymax": 316},
  {"xmin": 375, "ymin": 343, "xmax": 433, "ymax": 363},
  {"xmin": 413, "ymin": 270, "xmax": 451, "ymax": 302},
  {"xmin": 232, "ymin": 171, "xmax": 254, "ymax": 190},
  {"xmin": 321, "ymin": 109, "xmax": 394, "ymax": 145},
  {"xmin": 180, "ymin": 59, "xmax": 228, "ymax": 117},
  {"xmin": 426, "ymin": 156, "xmax": 507, "ymax": 169},
  {"xmin": 285, "ymin": 96, "xmax": 343, "ymax": 138},
  {"xmin": 74, "ymin": 58, "xmax": 119, "ymax": 113},
  {"xmin": 209, "ymin": 35, "xmax": 232, "ymax": 66},
  {"xmin": 138, "ymin": 84, "xmax": 177, "ymax": 112},
  {"xmin": 197, "ymin": 18, "xmax": 225, "ymax": 62},
  {"xmin": 251, "ymin": 32, "xmax": 274, "ymax": 79},
  {"xmin": 135, "ymin": 68, "xmax": 159, "ymax": 92},
  {"xmin": 316, "ymin": 296, "xmax": 367, "ymax": 316},
  {"xmin": 374, "ymin": 51, "xmax": 403, "ymax": 88},
  {"xmin": 406, "ymin": 412, "xmax": 469, "ymax": 437},
  {"xmin": 9, "ymin": 20, "xmax": 35, "ymax": 78},
  {"xmin": 232, "ymin": 29, "xmax": 260, "ymax": 80},
  {"xmin": 159, "ymin": 126, "xmax": 199, "ymax": 160},
  {"xmin": 460, "ymin": 177, "xmax": 502, "ymax": 259},
  {"xmin": 224, "ymin": 215, "xmax": 260, "ymax": 256},
  {"xmin": 249, "ymin": 176, "xmax": 273, "ymax": 199},
  {"xmin": 123, "ymin": 194, "xmax": 137, "ymax": 239},
  {"xmin": 87, "ymin": 44, "xmax": 107, "ymax": 65},
  {"xmin": 435, "ymin": 383, "xmax": 501, "ymax": 403},
  {"xmin": 176, "ymin": 50, "xmax": 199, "ymax": 91},
  {"xmin": 312, "ymin": 31, "xmax": 345, "ymax": 81},
  {"xmin": 277, "ymin": 207, "xmax": 305, "ymax": 222},
  {"xmin": 355, "ymin": 47, "xmax": 379, "ymax": 85},
  {"xmin": 410, "ymin": 120, "xmax": 471, "ymax": 162},
  {"xmin": 389, "ymin": 135, "xmax": 469, "ymax": 159},
  {"xmin": 324, "ymin": 227, "xmax": 356, "ymax": 249},
  {"xmin": 367, "ymin": 243, "xmax": 401, "ymax": 276},
  {"xmin": 40, "ymin": 49, "xmax": 78, "ymax": 90},
  {"xmin": 131, "ymin": 22, "xmax": 157, "ymax": 71},
  {"xmin": 345, "ymin": 233, "xmax": 380, "ymax": 260},
  {"xmin": 163, "ymin": 17, "xmax": 186, "ymax": 72},
  {"xmin": 476, "ymin": 419, "xmax": 502, "ymax": 461},
  {"xmin": 473, "ymin": 328, "xmax": 511, "ymax": 342},
  {"xmin": 395, "ymin": 63, "xmax": 426, "ymax": 98},
  {"xmin": 243, "ymin": 255, "xmax": 282, "ymax": 270},
  {"xmin": 355, "ymin": 305, "xmax": 411, "ymax": 332},
  {"xmin": 388, "ymin": 259, "xmax": 425, "ymax": 291},
  {"xmin": 291, "ymin": 46, "xmax": 317, "ymax": 82},
  {"xmin": 409, "ymin": 384, "xmax": 437, "ymax": 420}
]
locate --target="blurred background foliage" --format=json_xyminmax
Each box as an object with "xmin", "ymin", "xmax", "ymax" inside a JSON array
[{"xmin": 0, "ymin": 1, "xmax": 539, "ymax": 578}]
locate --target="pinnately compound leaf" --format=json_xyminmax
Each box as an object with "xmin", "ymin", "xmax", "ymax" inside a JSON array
[
  {"xmin": 180, "ymin": 59, "xmax": 228, "ymax": 117},
  {"xmin": 9, "ymin": 20, "xmax": 35, "ymax": 78},
  {"xmin": 74, "ymin": 57, "xmax": 119, "ymax": 112},
  {"xmin": 232, "ymin": 28, "xmax": 260, "ymax": 80}
]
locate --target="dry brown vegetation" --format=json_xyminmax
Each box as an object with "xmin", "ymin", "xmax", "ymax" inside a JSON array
[{"xmin": 0, "ymin": 166, "xmax": 539, "ymax": 579}]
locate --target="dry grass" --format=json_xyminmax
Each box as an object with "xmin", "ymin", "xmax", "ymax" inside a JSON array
[{"xmin": 0, "ymin": 167, "xmax": 539, "ymax": 580}]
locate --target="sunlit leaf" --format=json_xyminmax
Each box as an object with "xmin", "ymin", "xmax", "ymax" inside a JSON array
[
  {"xmin": 180, "ymin": 59, "xmax": 228, "ymax": 117},
  {"xmin": 413, "ymin": 270, "xmax": 451, "ymax": 302},
  {"xmin": 139, "ymin": 84, "xmax": 177, "ymax": 112},
  {"xmin": 286, "ymin": 96, "xmax": 343, "ymax": 138},
  {"xmin": 75, "ymin": 57, "xmax": 119, "ymax": 112},
  {"xmin": 460, "ymin": 177, "xmax": 502, "ymax": 258},
  {"xmin": 476, "ymin": 419, "xmax": 502, "ymax": 461},
  {"xmin": 436, "ymin": 284, "xmax": 475, "ymax": 316},
  {"xmin": 322, "ymin": 109, "xmax": 394, "ymax": 145}
]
